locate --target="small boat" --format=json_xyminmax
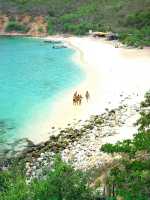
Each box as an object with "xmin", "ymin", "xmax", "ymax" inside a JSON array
[
  {"xmin": 44, "ymin": 40, "xmax": 62, "ymax": 44},
  {"xmin": 52, "ymin": 45, "xmax": 67, "ymax": 49}
]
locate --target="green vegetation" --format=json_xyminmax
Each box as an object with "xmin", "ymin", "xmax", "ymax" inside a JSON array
[
  {"xmin": 38, "ymin": 27, "xmax": 44, "ymax": 33},
  {"xmin": 0, "ymin": 0, "xmax": 150, "ymax": 46},
  {"xmin": 0, "ymin": 1, "xmax": 150, "ymax": 198},
  {"xmin": 119, "ymin": 10, "xmax": 150, "ymax": 47},
  {"xmin": 0, "ymin": 157, "xmax": 94, "ymax": 200},
  {"xmin": 46, "ymin": 17, "xmax": 54, "ymax": 35},
  {"xmin": 101, "ymin": 91, "xmax": 150, "ymax": 199},
  {"xmin": 1, "ymin": 92, "xmax": 150, "ymax": 199},
  {"xmin": 5, "ymin": 21, "xmax": 29, "ymax": 33}
]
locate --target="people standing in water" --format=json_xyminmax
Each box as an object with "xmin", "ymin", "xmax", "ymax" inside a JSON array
[
  {"xmin": 73, "ymin": 91, "xmax": 90, "ymax": 105},
  {"xmin": 85, "ymin": 91, "xmax": 90, "ymax": 102}
]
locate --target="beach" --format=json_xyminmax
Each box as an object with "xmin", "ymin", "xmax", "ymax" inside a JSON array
[
  {"xmin": 24, "ymin": 35, "xmax": 150, "ymax": 144},
  {"xmin": 1, "ymin": 35, "xmax": 150, "ymax": 177}
]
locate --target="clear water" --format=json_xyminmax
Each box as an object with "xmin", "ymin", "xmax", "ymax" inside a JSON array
[{"xmin": 0, "ymin": 37, "xmax": 84, "ymax": 143}]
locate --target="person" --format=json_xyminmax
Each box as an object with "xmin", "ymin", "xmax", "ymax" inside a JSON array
[
  {"xmin": 79, "ymin": 94, "xmax": 83, "ymax": 105},
  {"xmin": 74, "ymin": 91, "xmax": 77, "ymax": 96},
  {"xmin": 73, "ymin": 95, "xmax": 76, "ymax": 105},
  {"xmin": 76, "ymin": 94, "xmax": 80, "ymax": 105},
  {"xmin": 85, "ymin": 91, "xmax": 90, "ymax": 102},
  {"xmin": 73, "ymin": 91, "xmax": 78, "ymax": 105}
]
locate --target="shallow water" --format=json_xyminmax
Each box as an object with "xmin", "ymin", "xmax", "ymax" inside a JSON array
[{"xmin": 0, "ymin": 37, "xmax": 84, "ymax": 144}]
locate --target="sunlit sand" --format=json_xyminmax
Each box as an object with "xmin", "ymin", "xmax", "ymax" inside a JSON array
[{"xmin": 23, "ymin": 36, "xmax": 150, "ymax": 144}]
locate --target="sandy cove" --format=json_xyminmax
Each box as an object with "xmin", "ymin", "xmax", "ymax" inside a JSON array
[
  {"xmin": 22, "ymin": 36, "xmax": 150, "ymax": 144},
  {"xmin": 3, "ymin": 35, "xmax": 150, "ymax": 176}
]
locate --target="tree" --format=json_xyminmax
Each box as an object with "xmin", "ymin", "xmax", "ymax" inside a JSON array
[
  {"xmin": 101, "ymin": 91, "xmax": 150, "ymax": 199},
  {"xmin": 31, "ymin": 156, "xmax": 93, "ymax": 200},
  {"xmin": 0, "ymin": 156, "xmax": 93, "ymax": 200}
]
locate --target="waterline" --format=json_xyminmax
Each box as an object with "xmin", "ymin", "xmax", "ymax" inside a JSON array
[{"xmin": 0, "ymin": 36, "xmax": 84, "ymax": 144}]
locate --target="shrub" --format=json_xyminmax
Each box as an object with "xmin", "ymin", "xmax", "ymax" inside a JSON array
[
  {"xmin": 0, "ymin": 156, "xmax": 93, "ymax": 200},
  {"xmin": 31, "ymin": 156, "xmax": 93, "ymax": 200},
  {"xmin": 63, "ymin": 21, "xmax": 99, "ymax": 35},
  {"xmin": 46, "ymin": 18, "xmax": 54, "ymax": 35},
  {"xmin": 38, "ymin": 27, "xmax": 44, "ymax": 33},
  {"xmin": 5, "ymin": 21, "xmax": 29, "ymax": 33},
  {"xmin": 125, "ymin": 11, "xmax": 150, "ymax": 29},
  {"xmin": 0, "ymin": 161, "xmax": 29, "ymax": 200},
  {"xmin": 101, "ymin": 91, "xmax": 150, "ymax": 199}
]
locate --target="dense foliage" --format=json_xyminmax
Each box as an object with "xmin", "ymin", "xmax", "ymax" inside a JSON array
[
  {"xmin": 119, "ymin": 10, "xmax": 150, "ymax": 47},
  {"xmin": 5, "ymin": 21, "xmax": 29, "ymax": 33},
  {"xmin": 0, "ymin": 0, "xmax": 150, "ymax": 46},
  {"xmin": 1, "ymin": 94, "xmax": 150, "ymax": 199},
  {"xmin": 0, "ymin": 157, "xmax": 93, "ymax": 200},
  {"xmin": 101, "ymin": 91, "xmax": 150, "ymax": 200}
]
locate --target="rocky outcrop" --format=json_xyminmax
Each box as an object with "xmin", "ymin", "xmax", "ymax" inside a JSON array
[
  {"xmin": 0, "ymin": 94, "xmax": 140, "ymax": 183},
  {"xmin": 27, "ymin": 16, "xmax": 47, "ymax": 36},
  {"xmin": 0, "ymin": 15, "xmax": 48, "ymax": 36},
  {"xmin": 23, "ymin": 95, "xmax": 139, "ymax": 182},
  {"xmin": 0, "ymin": 138, "xmax": 36, "ymax": 162},
  {"xmin": 0, "ymin": 15, "xmax": 9, "ymax": 33}
]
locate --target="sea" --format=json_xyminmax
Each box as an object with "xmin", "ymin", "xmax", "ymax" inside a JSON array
[{"xmin": 0, "ymin": 36, "xmax": 84, "ymax": 146}]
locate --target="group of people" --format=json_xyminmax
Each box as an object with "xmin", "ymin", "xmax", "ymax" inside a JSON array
[{"xmin": 73, "ymin": 90, "xmax": 90, "ymax": 105}]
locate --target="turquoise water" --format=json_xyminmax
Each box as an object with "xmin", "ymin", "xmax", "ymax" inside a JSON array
[{"xmin": 0, "ymin": 37, "xmax": 84, "ymax": 143}]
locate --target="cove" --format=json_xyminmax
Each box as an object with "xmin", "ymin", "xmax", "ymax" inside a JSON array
[{"xmin": 0, "ymin": 36, "xmax": 84, "ymax": 145}]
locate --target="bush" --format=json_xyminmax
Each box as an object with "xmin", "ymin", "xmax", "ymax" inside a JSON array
[
  {"xmin": 0, "ymin": 161, "xmax": 29, "ymax": 200},
  {"xmin": 38, "ymin": 27, "xmax": 44, "ymax": 33},
  {"xmin": 63, "ymin": 22, "xmax": 99, "ymax": 35},
  {"xmin": 0, "ymin": 156, "xmax": 93, "ymax": 200},
  {"xmin": 31, "ymin": 156, "xmax": 93, "ymax": 200},
  {"xmin": 5, "ymin": 21, "xmax": 29, "ymax": 33},
  {"xmin": 119, "ymin": 11, "xmax": 150, "ymax": 47},
  {"xmin": 101, "ymin": 91, "xmax": 150, "ymax": 199},
  {"xmin": 46, "ymin": 17, "xmax": 54, "ymax": 35},
  {"xmin": 119, "ymin": 26, "xmax": 150, "ymax": 47},
  {"xmin": 125, "ymin": 11, "xmax": 150, "ymax": 29}
]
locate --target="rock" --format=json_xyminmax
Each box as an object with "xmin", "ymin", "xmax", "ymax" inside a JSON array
[
  {"xmin": 40, "ymin": 153, "xmax": 45, "ymax": 157},
  {"xmin": 37, "ymin": 157, "xmax": 43, "ymax": 162},
  {"xmin": 2, "ymin": 95, "xmax": 140, "ymax": 182},
  {"xmin": 32, "ymin": 165, "xmax": 37, "ymax": 170}
]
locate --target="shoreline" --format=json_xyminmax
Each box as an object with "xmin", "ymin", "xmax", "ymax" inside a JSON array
[
  {"xmin": 20, "ymin": 35, "xmax": 150, "ymax": 144},
  {"xmin": 20, "ymin": 35, "xmax": 98, "ymax": 143},
  {"xmin": 1, "ymin": 35, "xmax": 150, "ymax": 173},
  {"xmin": 1, "ymin": 34, "xmax": 150, "ymax": 146}
]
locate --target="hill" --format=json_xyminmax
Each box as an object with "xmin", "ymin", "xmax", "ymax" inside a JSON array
[{"xmin": 0, "ymin": 0, "xmax": 150, "ymax": 46}]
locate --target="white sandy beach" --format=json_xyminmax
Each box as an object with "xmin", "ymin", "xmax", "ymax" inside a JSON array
[{"xmin": 23, "ymin": 36, "xmax": 150, "ymax": 144}]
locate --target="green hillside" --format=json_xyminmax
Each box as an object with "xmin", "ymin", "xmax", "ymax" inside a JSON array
[{"xmin": 0, "ymin": 0, "xmax": 150, "ymax": 46}]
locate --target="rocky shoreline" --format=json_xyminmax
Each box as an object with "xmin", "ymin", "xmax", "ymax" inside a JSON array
[{"xmin": 0, "ymin": 93, "xmax": 141, "ymax": 183}]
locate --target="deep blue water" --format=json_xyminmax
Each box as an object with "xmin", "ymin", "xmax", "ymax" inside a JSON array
[{"xmin": 0, "ymin": 37, "xmax": 84, "ymax": 143}]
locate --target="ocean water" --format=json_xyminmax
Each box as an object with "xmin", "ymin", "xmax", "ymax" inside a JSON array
[{"xmin": 0, "ymin": 37, "xmax": 84, "ymax": 144}]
